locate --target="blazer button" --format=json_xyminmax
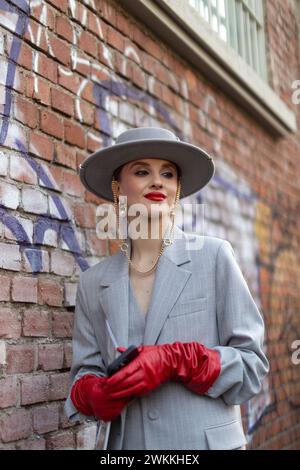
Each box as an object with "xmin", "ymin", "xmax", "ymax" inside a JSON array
[{"xmin": 147, "ymin": 408, "xmax": 159, "ymax": 420}]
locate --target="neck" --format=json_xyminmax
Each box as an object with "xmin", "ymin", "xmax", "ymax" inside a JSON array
[{"xmin": 128, "ymin": 215, "xmax": 172, "ymax": 263}]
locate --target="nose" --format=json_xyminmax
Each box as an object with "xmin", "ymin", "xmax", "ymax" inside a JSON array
[{"xmin": 150, "ymin": 171, "xmax": 164, "ymax": 189}]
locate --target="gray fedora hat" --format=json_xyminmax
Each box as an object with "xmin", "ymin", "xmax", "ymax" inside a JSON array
[{"xmin": 79, "ymin": 127, "xmax": 214, "ymax": 202}]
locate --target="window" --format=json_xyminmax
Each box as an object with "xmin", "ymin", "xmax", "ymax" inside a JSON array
[
  {"xmin": 122, "ymin": 0, "xmax": 297, "ymax": 135},
  {"xmin": 188, "ymin": 0, "xmax": 267, "ymax": 80}
]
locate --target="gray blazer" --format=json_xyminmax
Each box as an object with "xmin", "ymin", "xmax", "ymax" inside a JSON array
[{"xmin": 65, "ymin": 224, "xmax": 269, "ymax": 450}]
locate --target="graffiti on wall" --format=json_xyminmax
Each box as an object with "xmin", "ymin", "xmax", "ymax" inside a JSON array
[{"xmin": 0, "ymin": 0, "xmax": 280, "ymax": 438}]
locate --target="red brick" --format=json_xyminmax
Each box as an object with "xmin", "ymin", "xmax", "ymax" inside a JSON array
[
  {"xmin": 15, "ymin": 437, "xmax": 46, "ymax": 450},
  {"xmin": 79, "ymin": 30, "xmax": 98, "ymax": 59},
  {"xmin": 0, "ymin": 376, "xmax": 18, "ymax": 408},
  {"xmin": 63, "ymin": 341, "xmax": 72, "ymax": 368},
  {"xmin": 48, "ymin": 35, "xmax": 71, "ymax": 67},
  {"xmin": 6, "ymin": 344, "xmax": 35, "ymax": 373},
  {"xmin": 64, "ymin": 120, "xmax": 85, "ymax": 148},
  {"xmin": 58, "ymin": 66, "xmax": 81, "ymax": 94},
  {"xmin": 76, "ymin": 424, "xmax": 97, "ymax": 449},
  {"xmin": 56, "ymin": 15, "xmax": 73, "ymax": 43},
  {"xmin": 39, "ymin": 163, "xmax": 63, "ymax": 192},
  {"xmin": 74, "ymin": 203, "xmax": 96, "ymax": 228},
  {"xmin": 21, "ymin": 374, "xmax": 49, "ymax": 405},
  {"xmin": 86, "ymin": 231, "xmax": 107, "ymax": 256},
  {"xmin": 116, "ymin": 11, "xmax": 134, "ymax": 39},
  {"xmin": 52, "ymin": 311, "xmax": 74, "ymax": 338},
  {"xmin": 23, "ymin": 308, "xmax": 49, "ymax": 337},
  {"xmin": 47, "ymin": 0, "xmax": 68, "ymax": 13},
  {"xmin": 50, "ymin": 250, "xmax": 75, "ymax": 276},
  {"xmin": 37, "ymin": 53, "xmax": 57, "ymax": 83},
  {"xmin": 64, "ymin": 282, "xmax": 77, "ymax": 307},
  {"xmin": 49, "ymin": 372, "xmax": 70, "ymax": 400},
  {"xmin": 162, "ymin": 83, "xmax": 174, "ymax": 108},
  {"xmin": 51, "ymin": 88, "xmax": 74, "ymax": 117},
  {"xmin": 9, "ymin": 154, "xmax": 37, "ymax": 184},
  {"xmin": 145, "ymin": 36, "xmax": 164, "ymax": 62},
  {"xmin": 59, "ymin": 401, "xmax": 74, "ymax": 429},
  {"xmin": 30, "ymin": 3, "xmax": 55, "ymax": 30},
  {"xmin": 38, "ymin": 343, "xmax": 64, "ymax": 371},
  {"xmin": 61, "ymin": 170, "xmax": 83, "ymax": 198},
  {"xmin": 0, "ymin": 442, "xmax": 16, "ymax": 449},
  {"xmin": 12, "ymin": 275, "xmax": 38, "ymax": 303},
  {"xmin": 80, "ymin": 81, "xmax": 97, "ymax": 105},
  {"xmin": 0, "ymin": 276, "xmax": 11, "ymax": 301},
  {"xmin": 84, "ymin": 191, "xmax": 107, "ymax": 206},
  {"xmin": 77, "ymin": 100, "xmax": 94, "ymax": 125},
  {"xmin": 38, "ymin": 278, "xmax": 64, "ymax": 307},
  {"xmin": 88, "ymin": 9, "xmax": 108, "ymax": 38},
  {"xmin": 54, "ymin": 142, "xmax": 77, "ymax": 170},
  {"xmin": 0, "ymin": 307, "xmax": 21, "ymax": 339},
  {"xmin": 40, "ymin": 109, "xmax": 63, "ymax": 139},
  {"xmin": 0, "ymin": 409, "xmax": 32, "ymax": 443},
  {"xmin": 87, "ymin": 132, "xmax": 102, "ymax": 152},
  {"xmin": 14, "ymin": 95, "xmax": 38, "ymax": 128},
  {"xmin": 76, "ymin": 150, "xmax": 86, "ymax": 170},
  {"xmin": 33, "ymin": 404, "xmax": 59, "ymax": 434},
  {"xmin": 10, "ymin": 67, "xmax": 25, "ymax": 94},
  {"xmin": 26, "ymin": 76, "xmax": 51, "ymax": 105},
  {"xmin": 29, "ymin": 131, "xmax": 54, "ymax": 161},
  {"xmin": 47, "ymin": 430, "xmax": 75, "ymax": 449},
  {"xmin": 99, "ymin": 0, "xmax": 117, "ymax": 27},
  {"xmin": 18, "ymin": 42, "xmax": 33, "ymax": 70},
  {"xmin": 131, "ymin": 63, "xmax": 147, "ymax": 90},
  {"xmin": 141, "ymin": 51, "xmax": 157, "ymax": 75}
]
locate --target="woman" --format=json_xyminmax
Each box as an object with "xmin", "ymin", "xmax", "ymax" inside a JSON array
[{"xmin": 65, "ymin": 127, "xmax": 269, "ymax": 450}]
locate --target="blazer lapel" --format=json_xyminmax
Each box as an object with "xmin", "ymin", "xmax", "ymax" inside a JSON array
[
  {"xmin": 98, "ymin": 224, "xmax": 192, "ymax": 353},
  {"xmin": 98, "ymin": 250, "xmax": 130, "ymax": 353},
  {"xmin": 143, "ymin": 225, "xmax": 192, "ymax": 345}
]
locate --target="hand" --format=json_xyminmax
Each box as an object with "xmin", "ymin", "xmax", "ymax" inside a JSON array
[
  {"xmin": 105, "ymin": 344, "xmax": 175, "ymax": 399},
  {"xmin": 105, "ymin": 342, "xmax": 221, "ymax": 400},
  {"xmin": 70, "ymin": 374, "xmax": 132, "ymax": 422}
]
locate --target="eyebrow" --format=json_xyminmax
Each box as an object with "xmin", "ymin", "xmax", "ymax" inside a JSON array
[{"xmin": 129, "ymin": 161, "xmax": 177, "ymax": 170}]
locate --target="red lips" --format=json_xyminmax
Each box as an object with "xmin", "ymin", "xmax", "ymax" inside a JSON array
[{"xmin": 144, "ymin": 192, "xmax": 167, "ymax": 201}]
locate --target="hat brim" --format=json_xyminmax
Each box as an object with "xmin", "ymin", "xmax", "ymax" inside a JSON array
[{"xmin": 79, "ymin": 139, "xmax": 214, "ymax": 202}]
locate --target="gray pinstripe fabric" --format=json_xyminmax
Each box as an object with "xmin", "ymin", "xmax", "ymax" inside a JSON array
[
  {"xmin": 107, "ymin": 280, "xmax": 147, "ymax": 449},
  {"xmin": 64, "ymin": 225, "xmax": 269, "ymax": 450}
]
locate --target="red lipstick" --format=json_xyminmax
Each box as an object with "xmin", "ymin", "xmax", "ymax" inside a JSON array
[{"xmin": 144, "ymin": 192, "xmax": 167, "ymax": 201}]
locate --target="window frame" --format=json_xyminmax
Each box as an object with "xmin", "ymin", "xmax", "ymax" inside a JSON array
[{"xmin": 122, "ymin": 0, "xmax": 297, "ymax": 136}]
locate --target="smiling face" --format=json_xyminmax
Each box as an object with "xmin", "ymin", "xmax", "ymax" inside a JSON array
[{"xmin": 113, "ymin": 158, "xmax": 180, "ymax": 219}]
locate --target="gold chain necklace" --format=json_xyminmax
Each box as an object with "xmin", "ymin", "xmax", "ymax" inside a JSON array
[
  {"xmin": 112, "ymin": 177, "xmax": 181, "ymax": 277},
  {"xmin": 120, "ymin": 220, "xmax": 175, "ymax": 277}
]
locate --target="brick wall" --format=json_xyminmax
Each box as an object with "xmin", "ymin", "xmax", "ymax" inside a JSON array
[{"xmin": 0, "ymin": 0, "xmax": 299, "ymax": 449}]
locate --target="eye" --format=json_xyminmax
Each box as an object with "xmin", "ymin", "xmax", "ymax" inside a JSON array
[
  {"xmin": 162, "ymin": 171, "xmax": 174, "ymax": 178},
  {"xmin": 134, "ymin": 170, "xmax": 174, "ymax": 177}
]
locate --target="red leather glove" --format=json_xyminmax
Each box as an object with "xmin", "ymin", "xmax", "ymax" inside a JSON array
[
  {"xmin": 70, "ymin": 374, "xmax": 132, "ymax": 422},
  {"xmin": 105, "ymin": 342, "xmax": 221, "ymax": 399}
]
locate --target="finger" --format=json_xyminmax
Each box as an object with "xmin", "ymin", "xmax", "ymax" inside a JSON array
[
  {"xmin": 109, "ymin": 381, "xmax": 147, "ymax": 399},
  {"xmin": 106, "ymin": 368, "xmax": 143, "ymax": 393},
  {"xmin": 106, "ymin": 369, "xmax": 144, "ymax": 395},
  {"xmin": 106, "ymin": 361, "xmax": 140, "ymax": 386}
]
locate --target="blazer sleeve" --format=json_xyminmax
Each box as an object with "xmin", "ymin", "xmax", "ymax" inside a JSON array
[
  {"xmin": 205, "ymin": 240, "xmax": 269, "ymax": 405},
  {"xmin": 64, "ymin": 271, "xmax": 107, "ymax": 423}
]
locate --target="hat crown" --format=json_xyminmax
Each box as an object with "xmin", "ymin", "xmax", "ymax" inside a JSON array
[{"xmin": 115, "ymin": 127, "xmax": 180, "ymax": 145}]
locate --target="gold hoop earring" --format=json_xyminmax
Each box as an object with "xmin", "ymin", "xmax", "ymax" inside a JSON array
[
  {"xmin": 164, "ymin": 178, "xmax": 181, "ymax": 246},
  {"xmin": 112, "ymin": 176, "xmax": 128, "ymax": 246}
]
